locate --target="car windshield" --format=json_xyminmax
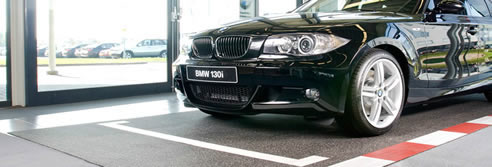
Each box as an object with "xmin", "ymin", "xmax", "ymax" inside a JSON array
[{"xmin": 295, "ymin": 0, "xmax": 425, "ymax": 14}]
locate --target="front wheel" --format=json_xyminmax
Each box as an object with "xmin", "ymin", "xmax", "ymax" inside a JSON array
[
  {"xmin": 338, "ymin": 49, "xmax": 406, "ymax": 136},
  {"xmin": 122, "ymin": 51, "xmax": 133, "ymax": 59}
]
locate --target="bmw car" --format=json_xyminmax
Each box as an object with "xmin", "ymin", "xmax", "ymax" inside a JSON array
[{"xmin": 174, "ymin": 0, "xmax": 492, "ymax": 136}]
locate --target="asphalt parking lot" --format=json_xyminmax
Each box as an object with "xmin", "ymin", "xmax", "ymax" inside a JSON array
[{"xmin": 0, "ymin": 93, "xmax": 491, "ymax": 167}]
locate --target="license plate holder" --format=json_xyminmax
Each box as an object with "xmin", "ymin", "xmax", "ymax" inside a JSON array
[{"xmin": 186, "ymin": 66, "xmax": 238, "ymax": 83}]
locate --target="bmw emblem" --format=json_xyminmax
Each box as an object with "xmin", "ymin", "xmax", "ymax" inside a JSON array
[
  {"xmin": 377, "ymin": 90, "xmax": 384, "ymax": 97},
  {"xmin": 217, "ymin": 27, "xmax": 230, "ymax": 34}
]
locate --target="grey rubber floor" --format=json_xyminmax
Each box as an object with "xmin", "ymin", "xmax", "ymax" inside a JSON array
[
  {"xmin": 0, "ymin": 133, "xmax": 97, "ymax": 167},
  {"xmin": 8, "ymin": 94, "xmax": 492, "ymax": 167},
  {"xmin": 391, "ymin": 127, "xmax": 492, "ymax": 167}
]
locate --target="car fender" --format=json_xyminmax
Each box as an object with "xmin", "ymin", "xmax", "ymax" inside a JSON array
[{"xmin": 336, "ymin": 36, "xmax": 421, "ymax": 114}]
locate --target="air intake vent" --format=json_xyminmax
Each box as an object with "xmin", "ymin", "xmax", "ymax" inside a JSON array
[
  {"xmin": 192, "ymin": 37, "xmax": 214, "ymax": 58},
  {"xmin": 189, "ymin": 82, "xmax": 256, "ymax": 106},
  {"xmin": 216, "ymin": 36, "xmax": 251, "ymax": 59}
]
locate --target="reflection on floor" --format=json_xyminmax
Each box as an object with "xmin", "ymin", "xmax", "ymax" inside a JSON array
[
  {"xmin": 36, "ymin": 62, "xmax": 168, "ymax": 92},
  {"xmin": 0, "ymin": 93, "xmax": 193, "ymax": 133},
  {"xmin": 0, "ymin": 64, "xmax": 6, "ymax": 101},
  {"xmin": 0, "ymin": 93, "xmax": 490, "ymax": 167}
]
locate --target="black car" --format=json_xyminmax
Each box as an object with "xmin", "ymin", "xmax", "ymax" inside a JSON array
[
  {"xmin": 37, "ymin": 47, "xmax": 47, "ymax": 57},
  {"xmin": 63, "ymin": 44, "xmax": 88, "ymax": 58},
  {"xmin": 79, "ymin": 43, "xmax": 119, "ymax": 58},
  {"xmin": 174, "ymin": 0, "xmax": 492, "ymax": 136}
]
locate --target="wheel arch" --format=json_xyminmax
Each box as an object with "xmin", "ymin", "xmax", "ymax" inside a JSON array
[
  {"xmin": 342, "ymin": 37, "xmax": 417, "ymax": 113},
  {"xmin": 374, "ymin": 44, "xmax": 410, "ymax": 89},
  {"xmin": 122, "ymin": 50, "xmax": 134, "ymax": 56}
]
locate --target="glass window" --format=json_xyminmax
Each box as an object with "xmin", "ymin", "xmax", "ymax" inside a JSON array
[
  {"xmin": 467, "ymin": 0, "xmax": 490, "ymax": 16},
  {"xmin": 486, "ymin": 0, "xmax": 492, "ymax": 15},
  {"xmin": 180, "ymin": 0, "xmax": 239, "ymax": 35},
  {"xmin": 179, "ymin": 0, "xmax": 240, "ymax": 55},
  {"xmin": 152, "ymin": 40, "xmax": 165, "ymax": 46},
  {"xmin": 259, "ymin": 0, "xmax": 297, "ymax": 16},
  {"xmin": 297, "ymin": 0, "xmax": 422, "ymax": 14},
  {"xmin": 0, "ymin": 0, "xmax": 6, "ymax": 101},
  {"xmin": 36, "ymin": 0, "xmax": 169, "ymax": 92},
  {"xmin": 143, "ymin": 40, "xmax": 152, "ymax": 46}
]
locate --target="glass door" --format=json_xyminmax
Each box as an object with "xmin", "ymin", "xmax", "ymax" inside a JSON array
[
  {"xmin": 24, "ymin": 0, "xmax": 173, "ymax": 106},
  {"xmin": 0, "ymin": 0, "xmax": 10, "ymax": 106},
  {"xmin": 179, "ymin": 0, "xmax": 240, "ymax": 41}
]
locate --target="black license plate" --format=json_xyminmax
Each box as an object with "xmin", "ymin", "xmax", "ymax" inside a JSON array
[{"xmin": 186, "ymin": 66, "xmax": 238, "ymax": 83}]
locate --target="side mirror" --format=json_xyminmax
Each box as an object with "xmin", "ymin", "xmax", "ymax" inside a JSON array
[{"xmin": 436, "ymin": 0, "xmax": 465, "ymax": 14}]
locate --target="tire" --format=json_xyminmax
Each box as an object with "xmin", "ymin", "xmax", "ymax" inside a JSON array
[
  {"xmin": 337, "ymin": 48, "xmax": 406, "ymax": 136},
  {"xmin": 199, "ymin": 109, "xmax": 241, "ymax": 118},
  {"xmin": 485, "ymin": 91, "xmax": 492, "ymax": 102},
  {"xmin": 90, "ymin": 52, "xmax": 100, "ymax": 58},
  {"xmin": 122, "ymin": 51, "xmax": 133, "ymax": 59},
  {"xmin": 160, "ymin": 51, "xmax": 167, "ymax": 58}
]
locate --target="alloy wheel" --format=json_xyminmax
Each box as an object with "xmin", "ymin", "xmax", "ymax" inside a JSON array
[
  {"xmin": 359, "ymin": 59, "xmax": 404, "ymax": 128},
  {"xmin": 123, "ymin": 51, "xmax": 132, "ymax": 59}
]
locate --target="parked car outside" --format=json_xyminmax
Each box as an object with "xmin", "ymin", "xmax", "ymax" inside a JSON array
[
  {"xmin": 109, "ymin": 46, "xmax": 125, "ymax": 59},
  {"xmin": 62, "ymin": 44, "xmax": 88, "ymax": 58},
  {"xmin": 78, "ymin": 43, "xmax": 119, "ymax": 58},
  {"xmin": 174, "ymin": 0, "xmax": 492, "ymax": 136},
  {"xmin": 98, "ymin": 49, "xmax": 111, "ymax": 58},
  {"xmin": 37, "ymin": 47, "xmax": 47, "ymax": 57},
  {"xmin": 121, "ymin": 39, "xmax": 167, "ymax": 58},
  {"xmin": 44, "ymin": 48, "xmax": 63, "ymax": 58},
  {"xmin": 0, "ymin": 47, "xmax": 5, "ymax": 57}
]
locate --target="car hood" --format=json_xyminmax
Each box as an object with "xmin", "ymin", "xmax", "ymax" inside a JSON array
[{"xmin": 195, "ymin": 11, "xmax": 418, "ymax": 36}]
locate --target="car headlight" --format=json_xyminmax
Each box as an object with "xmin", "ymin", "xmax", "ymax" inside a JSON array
[
  {"xmin": 180, "ymin": 39, "xmax": 193, "ymax": 56},
  {"xmin": 173, "ymin": 39, "xmax": 192, "ymax": 66},
  {"xmin": 263, "ymin": 33, "xmax": 350, "ymax": 56}
]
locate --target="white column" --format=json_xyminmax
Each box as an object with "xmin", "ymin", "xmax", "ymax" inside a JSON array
[
  {"xmin": 47, "ymin": 0, "xmax": 58, "ymax": 75},
  {"xmin": 10, "ymin": 0, "xmax": 26, "ymax": 106}
]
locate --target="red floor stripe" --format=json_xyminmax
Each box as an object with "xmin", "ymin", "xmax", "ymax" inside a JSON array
[
  {"xmin": 364, "ymin": 142, "xmax": 435, "ymax": 161},
  {"xmin": 442, "ymin": 123, "xmax": 489, "ymax": 134}
]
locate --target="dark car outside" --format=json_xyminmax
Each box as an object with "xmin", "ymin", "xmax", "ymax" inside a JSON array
[
  {"xmin": 63, "ymin": 44, "xmax": 88, "ymax": 58},
  {"xmin": 37, "ymin": 47, "xmax": 47, "ymax": 57},
  {"xmin": 78, "ymin": 43, "xmax": 119, "ymax": 58},
  {"xmin": 174, "ymin": 0, "xmax": 492, "ymax": 136}
]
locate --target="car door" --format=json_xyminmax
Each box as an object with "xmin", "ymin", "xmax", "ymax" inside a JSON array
[
  {"xmin": 422, "ymin": 0, "xmax": 480, "ymax": 89},
  {"xmin": 133, "ymin": 40, "xmax": 152, "ymax": 57},
  {"xmin": 151, "ymin": 40, "xmax": 166, "ymax": 56},
  {"xmin": 462, "ymin": 0, "xmax": 490, "ymax": 78},
  {"xmin": 479, "ymin": 0, "xmax": 492, "ymax": 80}
]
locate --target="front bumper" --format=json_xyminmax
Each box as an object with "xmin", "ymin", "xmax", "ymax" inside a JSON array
[{"xmin": 175, "ymin": 62, "xmax": 350, "ymax": 116}]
